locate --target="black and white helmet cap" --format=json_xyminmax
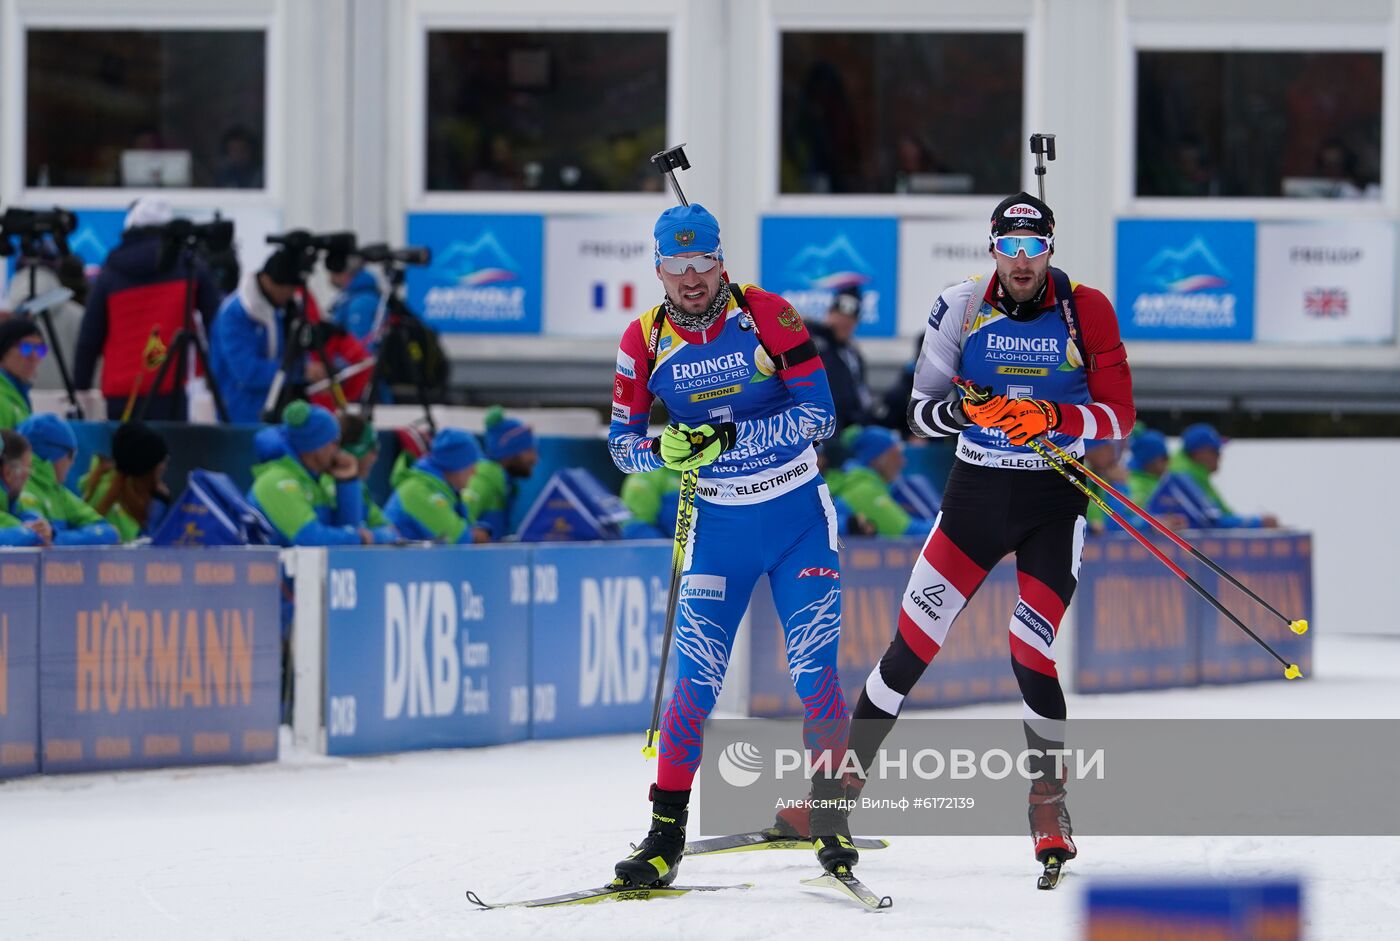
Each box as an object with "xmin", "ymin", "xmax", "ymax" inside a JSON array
[{"xmin": 990, "ymin": 191, "xmax": 1055, "ymax": 238}]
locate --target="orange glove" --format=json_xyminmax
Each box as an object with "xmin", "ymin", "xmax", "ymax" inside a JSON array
[
  {"xmin": 994, "ymin": 399, "xmax": 1060, "ymax": 445},
  {"xmin": 953, "ymin": 377, "xmax": 1016, "ymax": 428}
]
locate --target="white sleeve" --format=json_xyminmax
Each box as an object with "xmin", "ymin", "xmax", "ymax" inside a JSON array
[{"xmin": 906, "ymin": 280, "xmax": 977, "ymax": 438}]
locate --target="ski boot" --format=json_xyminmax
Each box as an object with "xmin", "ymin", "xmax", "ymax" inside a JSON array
[
  {"xmin": 809, "ymin": 775, "xmax": 859, "ymax": 873},
  {"xmin": 771, "ymin": 772, "xmax": 864, "ymax": 840},
  {"xmin": 1029, "ymin": 777, "xmax": 1078, "ymax": 865},
  {"xmin": 615, "ymin": 785, "xmax": 689, "ymax": 887}
]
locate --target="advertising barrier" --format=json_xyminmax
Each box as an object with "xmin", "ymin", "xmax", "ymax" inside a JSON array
[
  {"xmin": 323, "ymin": 546, "xmax": 531, "ymax": 756},
  {"xmin": 0, "ymin": 553, "xmax": 40, "ymax": 779},
  {"xmin": 38, "ymin": 548, "xmax": 282, "ymax": 773},
  {"xmin": 896, "ymin": 218, "xmax": 991, "ymax": 336},
  {"xmin": 1085, "ymin": 880, "xmax": 1301, "ymax": 941},
  {"xmin": 1076, "ymin": 531, "xmax": 1312, "ymax": 692},
  {"xmin": 747, "ymin": 538, "xmax": 1023, "ymax": 717},
  {"xmin": 529, "ymin": 542, "xmax": 675, "ymax": 739},
  {"xmin": 543, "ymin": 213, "xmax": 656, "ymax": 336}
]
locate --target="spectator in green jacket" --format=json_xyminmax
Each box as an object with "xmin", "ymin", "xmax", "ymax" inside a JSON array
[
  {"xmin": 832, "ymin": 425, "xmax": 934, "ymax": 537},
  {"xmin": 0, "ymin": 318, "xmax": 45, "ymax": 430},
  {"xmin": 1168, "ymin": 423, "xmax": 1277, "ymax": 528},
  {"xmin": 464, "ymin": 406, "xmax": 538, "ymax": 541},
  {"xmin": 331, "ymin": 412, "xmax": 398, "ymax": 544},
  {"xmin": 620, "ymin": 466, "xmax": 681, "ymax": 539},
  {"xmin": 249, "ymin": 401, "xmax": 369, "ymax": 546},
  {"xmin": 1, "ymin": 429, "xmax": 50, "ymax": 546},
  {"xmin": 384, "ymin": 428, "xmax": 483, "ymax": 544},
  {"xmin": 79, "ymin": 422, "xmax": 172, "ymax": 542},
  {"xmin": 16, "ymin": 414, "xmax": 119, "ymax": 545}
]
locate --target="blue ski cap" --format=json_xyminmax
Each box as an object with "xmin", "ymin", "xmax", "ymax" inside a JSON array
[
  {"xmin": 654, "ymin": 203, "xmax": 722, "ymax": 263},
  {"xmin": 1128, "ymin": 430, "xmax": 1168, "ymax": 471},
  {"xmin": 1181, "ymin": 423, "xmax": 1224, "ymax": 455},
  {"xmin": 848, "ymin": 425, "xmax": 902, "ymax": 467}
]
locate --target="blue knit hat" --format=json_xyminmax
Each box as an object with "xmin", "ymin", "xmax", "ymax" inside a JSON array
[
  {"xmin": 1181, "ymin": 423, "xmax": 1224, "ymax": 455},
  {"xmin": 425, "ymin": 428, "xmax": 482, "ymax": 473},
  {"xmin": 1128, "ymin": 430, "xmax": 1168, "ymax": 471},
  {"xmin": 17, "ymin": 414, "xmax": 76, "ymax": 462},
  {"xmin": 848, "ymin": 425, "xmax": 901, "ymax": 467},
  {"xmin": 484, "ymin": 406, "xmax": 535, "ymax": 461},
  {"xmin": 654, "ymin": 203, "xmax": 722, "ymax": 261},
  {"xmin": 283, "ymin": 401, "xmax": 339, "ymax": 454}
]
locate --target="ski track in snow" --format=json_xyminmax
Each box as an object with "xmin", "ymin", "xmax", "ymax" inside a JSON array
[{"xmin": 2, "ymin": 633, "xmax": 1396, "ymax": 940}]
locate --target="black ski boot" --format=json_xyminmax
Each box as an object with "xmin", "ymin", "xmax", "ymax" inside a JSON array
[
  {"xmin": 615, "ymin": 785, "xmax": 690, "ymax": 887},
  {"xmin": 809, "ymin": 775, "xmax": 859, "ymax": 873}
]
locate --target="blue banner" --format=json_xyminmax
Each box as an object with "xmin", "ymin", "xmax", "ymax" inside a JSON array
[
  {"xmin": 1116, "ymin": 219, "xmax": 1256, "ymax": 341},
  {"xmin": 1075, "ymin": 535, "xmax": 1201, "ymax": 693},
  {"xmin": 760, "ymin": 216, "xmax": 899, "ymax": 337},
  {"xmin": 1196, "ymin": 532, "xmax": 1313, "ymax": 684},
  {"xmin": 0, "ymin": 554, "xmax": 40, "ymax": 779},
  {"xmin": 323, "ymin": 546, "xmax": 531, "ymax": 756},
  {"xmin": 38, "ymin": 548, "xmax": 281, "ymax": 772},
  {"xmin": 405, "ymin": 213, "xmax": 544, "ymax": 334},
  {"xmin": 1087, "ymin": 880, "xmax": 1301, "ymax": 941},
  {"xmin": 748, "ymin": 539, "xmax": 1022, "ymax": 717},
  {"xmin": 529, "ymin": 542, "xmax": 675, "ymax": 739}
]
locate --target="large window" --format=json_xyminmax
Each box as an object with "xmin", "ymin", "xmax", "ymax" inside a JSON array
[
  {"xmin": 780, "ymin": 32, "xmax": 1023, "ymax": 195},
  {"xmin": 425, "ymin": 31, "xmax": 667, "ymax": 192},
  {"xmin": 26, "ymin": 30, "xmax": 267, "ymax": 189},
  {"xmin": 1136, "ymin": 50, "xmax": 1383, "ymax": 199}
]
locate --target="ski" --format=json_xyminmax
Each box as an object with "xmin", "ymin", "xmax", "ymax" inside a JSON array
[
  {"xmin": 685, "ymin": 829, "xmax": 889, "ymax": 857},
  {"xmin": 466, "ymin": 881, "xmax": 753, "ymax": 909},
  {"xmin": 1037, "ymin": 855, "xmax": 1066, "ymax": 890},
  {"xmin": 800, "ymin": 867, "xmax": 893, "ymax": 911}
]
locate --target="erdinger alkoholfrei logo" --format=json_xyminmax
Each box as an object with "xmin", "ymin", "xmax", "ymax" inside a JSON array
[{"xmin": 717, "ymin": 741, "xmax": 764, "ymax": 788}]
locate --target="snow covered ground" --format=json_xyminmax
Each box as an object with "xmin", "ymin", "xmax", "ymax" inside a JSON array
[{"xmin": 4, "ymin": 632, "xmax": 1397, "ymax": 941}]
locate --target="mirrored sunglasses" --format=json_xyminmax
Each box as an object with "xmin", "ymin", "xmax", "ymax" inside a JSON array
[
  {"xmin": 992, "ymin": 235, "xmax": 1053, "ymax": 258},
  {"xmin": 18, "ymin": 340, "xmax": 48, "ymax": 359},
  {"xmin": 658, "ymin": 253, "xmax": 722, "ymax": 275}
]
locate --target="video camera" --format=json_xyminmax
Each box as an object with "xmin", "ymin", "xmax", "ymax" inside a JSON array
[
  {"xmin": 357, "ymin": 242, "xmax": 431, "ymax": 267},
  {"xmin": 156, "ymin": 214, "xmax": 235, "ymax": 271},
  {"xmin": 0, "ymin": 206, "xmax": 79, "ymax": 257},
  {"xmin": 266, "ymin": 229, "xmax": 359, "ymax": 277}
]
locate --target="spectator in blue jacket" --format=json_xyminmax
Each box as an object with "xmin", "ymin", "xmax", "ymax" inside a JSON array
[
  {"xmin": 1165, "ymin": 423, "xmax": 1278, "ymax": 529},
  {"xmin": 15, "ymin": 414, "xmax": 119, "ymax": 545},
  {"xmin": 248, "ymin": 401, "xmax": 368, "ymax": 546},
  {"xmin": 209, "ymin": 248, "xmax": 306, "ymax": 423},
  {"xmin": 328, "ymin": 258, "xmax": 383, "ymax": 347},
  {"xmin": 73, "ymin": 197, "xmax": 224, "ymax": 420}
]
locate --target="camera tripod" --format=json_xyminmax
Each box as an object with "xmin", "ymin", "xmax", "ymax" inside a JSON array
[
  {"xmin": 360, "ymin": 258, "xmax": 438, "ymax": 433},
  {"xmin": 260, "ymin": 293, "xmax": 349, "ymax": 423},
  {"xmin": 12, "ymin": 238, "xmax": 84, "ymax": 418}
]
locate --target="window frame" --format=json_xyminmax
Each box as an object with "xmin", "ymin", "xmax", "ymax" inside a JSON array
[
  {"xmin": 761, "ymin": 2, "xmax": 1044, "ymax": 216},
  {"xmin": 1119, "ymin": 15, "xmax": 1399, "ymax": 219},
  {"xmin": 1, "ymin": 0, "xmax": 283, "ymax": 210},
  {"xmin": 403, "ymin": 0, "xmax": 687, "ymax": 213}
]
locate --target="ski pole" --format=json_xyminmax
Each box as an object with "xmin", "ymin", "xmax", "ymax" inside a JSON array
[
  {"xmin": 952, "ymin": 379, "xmax": 1302, "ymax": 679},
  {"xmin": 641, "ymin": 141, "xmax": 699, "ymax": 757},
  {"xmin": 1035, "ymin": 435, "xmax": 1308, "ymax": 636},
  {"xmin": 642, "ymin": 467, "xmax": 698, "ymax": 757}
]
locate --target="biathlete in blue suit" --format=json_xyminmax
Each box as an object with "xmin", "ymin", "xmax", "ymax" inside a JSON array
[{"xmin": 609, "ymin": 203, "xmax": 855, "ymax": 887}]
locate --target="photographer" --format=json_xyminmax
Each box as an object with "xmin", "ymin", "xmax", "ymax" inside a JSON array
[
  {"xmin": 73, "ymin": 198, "xmax": 224, "ymax": 420},
  {"xmin": 209, "ymin": 246, "xmax": 306, "ymax": 423},
  {"xmin": 328, "ymin": 254, "xmax": 382, "ymax": 347}
]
